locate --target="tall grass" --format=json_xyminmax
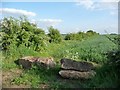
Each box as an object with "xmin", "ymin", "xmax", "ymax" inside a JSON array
[{"xmin": 52, "ymin": 35, "xmax": 117, "ymax": 63}]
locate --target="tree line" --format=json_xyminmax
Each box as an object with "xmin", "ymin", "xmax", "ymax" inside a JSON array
[{"xmin": 0, "ymin": 16, "xmax": 99, "ymax": 52}]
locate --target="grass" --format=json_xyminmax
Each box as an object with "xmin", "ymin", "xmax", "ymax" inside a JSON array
[
  {"xmin": 2, "ymin": 35, "xmax": 119, "ymax": 88},
  {"xmin": 11, "ymin": 66, "xmax": 85, "ymax": 88},
  {"xmin": 81, "ymin": 64, "xmax": 119, "ymax": 88},
  {"xmin": 52, "ymin": 35, "xmax": 117, "ymax": 63}
]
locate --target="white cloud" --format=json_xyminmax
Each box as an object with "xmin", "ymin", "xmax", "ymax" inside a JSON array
[
  {"xmin": 0, "ymin": 8, "xmax": 36, "ymax": 16},
  {"xmin": 75, "ymin": 0, "xmax": 118, "ymax": 15},
  {"xmin": 76, "ymin": 0, "xmax": 95, "ymax": 10},
  {"xmin": 30, "ymin": 18, "xmax": 63, "ymax": 32},
  {"xmin": 31, "ymin": 19, "xmax": 62, "ymax": 27},
  {"xmin": 101, "ymin": 0, "xmax": 119, "ymax": 2},
  {"xmin": 76, "ymin": 0, "xmax": 118, "ymax": 10},
  {"xmin": 39, "ymin": 19, "xmax": 62, "ymax": 22},
  {"xmin": 30, "ymin": 19, "xmax": 63, "ymax": 33}
]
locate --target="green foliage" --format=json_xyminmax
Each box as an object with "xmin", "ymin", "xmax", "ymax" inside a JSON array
[
  {"xmin": 65, "ymin": 33, "xmax": 81, "ymax": 40},
  {"xmin": 114, "ymin": 35, "xmax": 120, "ymax": 48},
  {"xmin": 86, "ymin": 30, "xmax": 99, "ymax": 37},
  {"xmin": 107, "ymin": 50, "xmax": 120, "ymax": 87},
  {"xmin": 105, "ymin": 34, "xmax": 120, "ymax": 66},
  {"xmin": 106, "ymin": 34, "xmax": 120, "ymax": 85},
  {"xmin": 65, "ymin": 30, "xmax": 98, "ymax": 41},
  {"xmin": 1, "ymin": 16, "xmax": 47, "ymax": 51},
  {"xmin": 11, "ymin": 65, "xmax": 61, "ymax": 88},
  {"xmin": 53, "ymin": 35, "xmax": 117, "ymax": 64},
  {"xmin": 48, "ymin": 26, "xmax": 62, "ymax": 43},
  {"xmin": 82, "ymin": 64, "xmax": 119, "ymax": 88}
]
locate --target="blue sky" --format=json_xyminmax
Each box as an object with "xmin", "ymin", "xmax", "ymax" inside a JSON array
[{"xmin": 0, "ymin": 1, "xmax": 118, "ymax": 34}]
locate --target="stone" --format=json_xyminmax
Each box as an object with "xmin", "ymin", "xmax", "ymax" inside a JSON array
[
  {"xmin": 36, "ymin": 57, "xmax": 56, "ymax": 69},
  {"xmin": 60, "ymin": 58, "xmax": 94, "ymax": 71},
  {"xmin": 59, "ymin": 70, "xmax": 96, "ymax": 79},
  {"xmin": 18, "ymin": 56, "xmax": 38, "ymax": 69},
  {"xmin": 17, "ymin": 56, "xmax": 56, "ymax": 69}
]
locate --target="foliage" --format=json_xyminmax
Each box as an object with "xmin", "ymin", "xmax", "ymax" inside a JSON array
[
  {"xmin": 82, "ymin": 64, "xmax": 119, "ymax": 88},
  {"xmin": 106, "ymin": 34, "xmax": 120, "ymax": 86},
  {"xmin": 105, "ymin": 34, "xmax": 120, "ymax": 66},
  {"xmin": 48, "ymin": 26, "xmax": 62, "ymax": 43},
  {"xmin": 64, "ymin": 33, "xmax": 82, "ymax": 40},
  {"xmin": 53, "ymin": 35, "xmax": 117, "ymax": 64},
  {"xmin": 114, "ymin": 35, "xmax": 120, "ymax": 48},
  {"xmin": 86, "ymin": 30, "xmax": 99, "ymax": 37},
  {"xmin": 64, "ymin": 30, "xmax": 98, "ymax": 41},
  {"xmin": 1, "ymin": 16, "xmax": 47, "ymax": 51}
]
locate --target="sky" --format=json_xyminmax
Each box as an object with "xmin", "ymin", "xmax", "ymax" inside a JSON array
[{"xmin": 0, "ymin": 0, "xmax": 119, "ymax": 34}]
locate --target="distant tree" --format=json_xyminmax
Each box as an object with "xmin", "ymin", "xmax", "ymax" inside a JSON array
[
  {"xmin": 65, "ymin": 31, "xmax": 85, "ymax": 41},
  {"xmin": 48, "ymin": 26, "xmax": 62, "ymax": 43},
  {"xmin": 78, "ymin": 31, "xmax": 86, "ymax": 40},
  {"xmin": 64, "ymin": 33, "xmax": 76, "ymax": 40},
  {"xmin": 86, "ymin": 30, "xmax": 98, "ymax": 37},
  {"xmin": 64, "ymin": 33, "xmax": 71, "ymax": 40},
  {"xmin": 65, "ymin": 30, "xmax": 99, "ymax": 41}
]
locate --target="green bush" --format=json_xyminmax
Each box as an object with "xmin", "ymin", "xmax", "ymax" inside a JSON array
[
  {"xmin": 48, "ymin": 26, "xmax": 62, "ymax": 43},
  {"xmin": 1, "ymin": 16, "xmax": 48, "ymax": 52},
  {"xmin": 64, "ymin": 30, "xmax": 98, "ymax": 41}
]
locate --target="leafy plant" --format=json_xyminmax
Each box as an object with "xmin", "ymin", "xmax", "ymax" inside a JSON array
[
  {"xmin": 1, "ymin": 16, "xmax": 48, "ymax": 52},
  {"xmin": 48, "ymin": 26, "xmax": 62, "ymax": 43},
  {"xmin": 64, "ymin": 30, "xmax": 98, "ymax": 41}
]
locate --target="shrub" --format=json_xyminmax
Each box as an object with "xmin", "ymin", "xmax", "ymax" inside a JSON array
[
  {"xmin": 48, "ymin": 26, "xmax": 62, "ymax": 43},
  {"xmin": 1, "ymin": 16, "xmax": 48, "ymax": 52},
  {"xmin": 64, "ymin": 30, "xmax": 99, "ymax": 41},
  {"xmin": 105, "ymin": 34, "xmax": 120, "ymax": 87}
]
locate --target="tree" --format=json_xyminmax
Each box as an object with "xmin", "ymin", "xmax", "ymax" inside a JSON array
[
  {"xmin": 1, "ymin": 17, "xmax": 20, "ymax": 50},
  {"xmin": 1, "ymin": 16, "xmax": 48, "ymax": 51},
  {"xmin": 48, "ymin": 26, "xmax": 62, "ymax": 43},
  {"xmin": 65, "ymin": 32, "xmax": 85, "ymax": 41},
  {"xmin": 86, "ymin": 30, "xmax": 98, "ymax": 37}
]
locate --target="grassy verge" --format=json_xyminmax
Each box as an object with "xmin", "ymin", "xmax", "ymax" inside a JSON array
[{"xmin": 2, "ymin": 35, "xmax": 119, "ymax": 88}]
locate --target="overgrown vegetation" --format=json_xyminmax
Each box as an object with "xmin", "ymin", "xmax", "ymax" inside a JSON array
[
  {"xmin": 48, "ymin": 26, "xmax": 62, "ymax": 43},
  {"xmin": 65, "ymin": 30, "xmax": 99, "ymax": 41},
  {"xmin": 1, "ymin": 16, "xmax": 48, "ymax": 52},
  {"xmin": 1, "ymin": 16, "xmax": 98, "ymax": 52},
  {"xmin": 1, "ymin": 16, "xmax": 119, "ymax": 88}
]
